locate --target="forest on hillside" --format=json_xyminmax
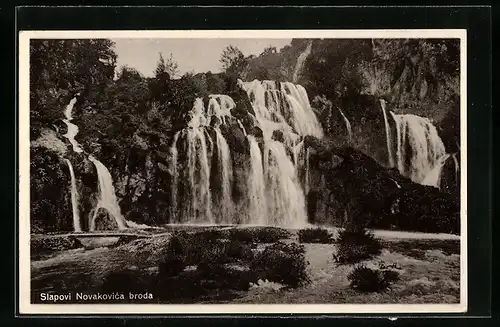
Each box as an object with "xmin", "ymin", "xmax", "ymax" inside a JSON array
[{"xmin": 29, "ymin": 38, "xmax": 460, "ymax": 232}]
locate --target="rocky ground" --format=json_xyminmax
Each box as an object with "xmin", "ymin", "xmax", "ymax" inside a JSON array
[{"xmin": 30, "ymin": 225, "xmax": 461, "ymax": 305}]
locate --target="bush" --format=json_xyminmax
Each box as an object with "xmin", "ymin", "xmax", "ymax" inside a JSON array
[
  {"xmin": 334, "ymin": 228, "xmax": 382, "ymax": 264},
  {"xmin": 298, "ymin": 228, "xmax": 334, "ymax": 243},
  {"xmin": 252, "ymin": 227, "xmax": 291, "ymax": 243},
  {"xmin": 348, "ymin": 265, "xmax": 400, "ymax": 292},
  {"xmin": 156, "ymin": 230, "xmax": 257, "ymax": 301},
  {"xmin": 225, "ymin": 240, "xmax": 254, "ymax": 262},
  {"xmin": 225, "ymin": 227, "xmax": 291, "ymax": 244},
  {"xmin": 159, "ymin": 231, "xmax": 254, "ymax": 277},
  {"xmin": 251, "ymin": 241, "xmax": 310, "ymax": 288},
  {"xmin": 227, "ymin": 228, "xmax": 255, "ymax": 243}
]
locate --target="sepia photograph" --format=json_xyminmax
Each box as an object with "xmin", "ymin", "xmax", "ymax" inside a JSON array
[{"xmin": 18, "ymin": 30, "xmax": 466, "ymax": 314}]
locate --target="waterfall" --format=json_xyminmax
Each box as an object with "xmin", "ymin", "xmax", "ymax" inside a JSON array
[
  {"xmin": 247, "ymin": 135, "xmax": 267, "ymax": 225},
  {"xmin": 89, "ymin": 156, "xmax": 127, "ymax": 231},
  {"xmin": 168, "ymin": 79, "xmax": 321, "ymax": 227},
  {"xmin": 452, "ymin": 153, "xmax": 460, "ymax": 183},
  {"xmin": 390, "ymin": 113, "xmax": 447, "ymax": 186},
  {"xmin": 421, "ymin": 153, "xmax": 450, "ymax": 189},
  {"xmin": 265, "ymin": 141, "xmax": 307, "ymax": 227},
  {"xmin": 237, "ymin": 119, "xmax": 247, "ymax": 136},
  {"xmin": 337, "ymin": 107, "xmax": 353, "ymax": 143},
  {"xmin": 169, "ymin": 131, "xmax": 181, "ymax": 222},
  {"xmin": 64, "ymin": 159, "xmax": 81, "ymax": 232},
  {"xmin": 241, "ymin": 79, "xmax": 323, "ymax": 140},
  {"xmin": 240, "ymin": 79, "xmax": 322, "ymax": 227},
  {"xmin": 305, "ymin": 147, "xmax": 310, "ymax": 195},
  {"xmin": 59, "ymin": 96, "xmax": 130, "ymax": 231},
  {"xmin": 62, "ymin": 97, "xmax": 83, "ymax": 153},
  {"xmin": 185, "ymin": 128, "xmax": 213, "ymax": 223},
  {"xmin": 61, "ymin": 96, "xmax": 83, "ymax": 232},
  {"xmin": 380, "ymin": 99, "xmax": 394, "ymax": 167},
  {"xmin": 214, "ymin": 128, "xmax": 233, "ymax": 223},
  {"xmin": 293, "ymin": 41, "xmax": 312, "ymax": 83}
]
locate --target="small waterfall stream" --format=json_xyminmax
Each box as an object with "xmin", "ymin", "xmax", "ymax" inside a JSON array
[
  {"xmin": 293, "ymin": 41, "xmax": 313, "ymax": 83},
  {"xmin": 89, "ymin": 156, "xmax": 128, "ymax": 231},
  {"xmin": 380, "ymin": 99, "xmax": 394, "ymax": 167},
  {"xmin": 64, "ymin": 159, "xmax": 81, "ymax": 232},
  {"xmin": 60, "ymin": 95, "xmax": 129, "ymax": 231},
  {"xmin": 62, "ymin": 97, "xmax": 83, "ymax": 153},
  {"xmin": 338, "ymin": 107, "xmax": 353, "ymax": 144}
]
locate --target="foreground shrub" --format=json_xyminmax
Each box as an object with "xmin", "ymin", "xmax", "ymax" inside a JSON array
[
  {"xmin": 159, "ymin": 231, "xmax": 254, "ymax": 277},
  {"xmin": 252, "ymin": 227, "xmax": 291, "ymax": 243},
  {"xmin": 156, "ymin": 231, "xmax": 256, "ymax": 301},
  {"xmin": 347, "ymin": 265, "xmax": 400, "ymax": 292},
  {"xmin": 334, "ymin": 228, "xmax": 382, "ymax": 264},
  {"xmin": 298, "ymin": 227, "xmax": 333, "ymax": 243},
  {"xmin": 227, "ymin": 228, "xmax": 255, "ymax": 243},
  {"xmin": 251, "ymin": 241, "xmax": 309, "ymax": 288}
]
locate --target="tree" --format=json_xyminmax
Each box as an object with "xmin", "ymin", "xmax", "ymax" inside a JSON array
[
  {"xmin": 118, "ymin": 65, "xmax": 143, "ymax": 82},
  {"xmin": 262, "ymin": 46, "xmax": 277, "ymax": 55},
  {"xmin": 155, "ymin": 53, "xmax": 167, "ymax": 78},
  {"xmin": 219, "ymin": 45, "xmax": 248, "ymax": 76},
  {"xmin": 155, "ymin": 52, "xmax": 179, "ymax": 79},
  {"xmin": 30, "ymin": 39, "xmax": 117, "ymax": 138}
]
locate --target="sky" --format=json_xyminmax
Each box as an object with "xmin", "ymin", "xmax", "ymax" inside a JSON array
[{"xmin": 112, "ymin": 38, "xmax": 292, "ymax": 78}]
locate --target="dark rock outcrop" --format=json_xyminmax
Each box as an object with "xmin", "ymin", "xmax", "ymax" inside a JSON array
[{"xmin": 304, "ymin": 136, "xmax": 460, "ymax": 234}]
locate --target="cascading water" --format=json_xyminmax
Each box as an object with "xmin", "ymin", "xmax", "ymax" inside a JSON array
[
  {"xmin": 169, "ymin": 79, "xmax": 321, "ymax": 227},
  {"xmin": 293, "ymin": 41, "xmax": 313, "ymax": 83},
  {"xmin": 59, "ymin": 95, "xmax": 130, "ymax": 231},
  {"xmin": 390, "ymin": 113, "xmax": 447, "ymax": 186},
  {"xmin": 240, "ymin": 79, "xmax": 323, "ymax": 226},
  {"xmin": 61, "ymin": 96, "xmax": 83, "ymax": 232},
  {"xmin": 265, "ymin": 141, "xmax": 307, "ymax": 227},
  {"xmin": 338, "ymin": 107, "xmax": 353, "ymax": 143},
  {"xmin": 380, "ymin": 99, "xmax": 394, "ymax": 167},
  {"xmin": 62, "ymin": 97, "xmax": 83, "ymax": 153},
  {"xmin": 421, "ymin": 153, "xmax": 450, "ymax": 188},
  {"xmin": 64, "ymin": 159, "xmax": 81, "ymax": 232},
  {"xmin": 89, "ymin": 156, "xmax": 128, "ymax": 231},
  {"xmin": 169, "ymin": 131, "xmax": 181, "ymax": 222},
  {"xmin": 185, "ymin": 127, "xmax": 213, "ymax": 223},
  {"xmin": 247, "ymin": 135, "xmax": 267, "ymax": 225},
  {"xmin": 214, "ymin": 128, "xmax": 233, "ymax": 223},
  {"xmin": 170, "ymin": 97, "xmax": 236, "ymax": 224}
]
